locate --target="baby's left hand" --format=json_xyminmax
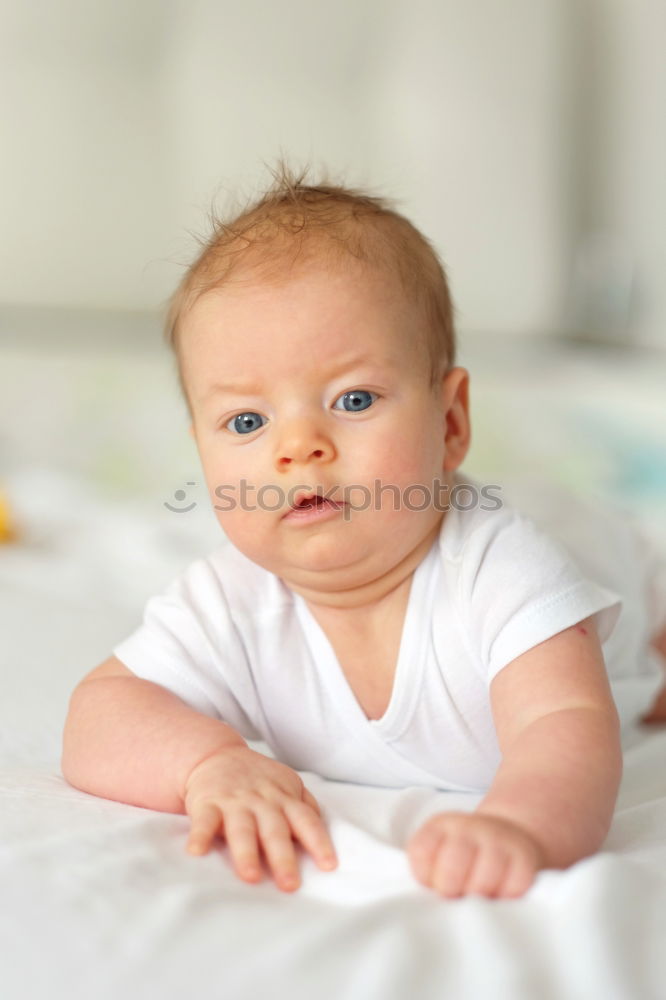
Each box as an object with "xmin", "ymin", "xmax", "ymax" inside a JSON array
[{"xmin": 406, "ymin": 811, "xmax": 545, "ymax": 900}]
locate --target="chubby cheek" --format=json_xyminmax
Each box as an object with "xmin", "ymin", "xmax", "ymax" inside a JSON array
[
  {"xmin": 199, "ymin": 457, "xmax": 232, "ymax": 511},
  {"xmin": 198, "ymin": 443, "xmax": 257, "ymax": 503},
  {"xmin": 366, "ymin": 428, "xmax": 442, "ymax": 489},
  {"xmin": 211, "ymin": 499, "xmax": 275, "ymax": 566},
  {"xmin": 204, "ymin": 476, "xmax": 267, "ymax": 534},
  {"xmin": 196, "ymin": 453, "xmax": 274, "ymax": 538}
]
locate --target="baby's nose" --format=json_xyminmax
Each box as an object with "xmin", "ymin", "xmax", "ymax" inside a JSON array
[{"xmin": 275, "ymin": 421, "xmax": 335, "ymax": 468}]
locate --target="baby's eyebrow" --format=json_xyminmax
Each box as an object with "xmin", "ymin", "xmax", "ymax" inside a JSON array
[
  {"xmin": 206, "ymin": 379, "xmax": 263, "ymax": 398},
  {"xmin": 204, "ymin": 354, "xmax": 398, "ymax": 400}
]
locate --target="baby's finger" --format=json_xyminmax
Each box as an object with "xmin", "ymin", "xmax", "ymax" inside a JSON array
[
  {"xmin": 499, "ymin": 850, "xmax": 539, "ymax": 899},
  {"xmin": 222, "ymin": 808, "xmax": 263, "ymax": 882},
  {"xmin": 432, "ymin": 838, "xmax": 477, "ymax": 898},
  {"xmin": 284, "ymin": 798, "xmax": 338, "ymax": 871},
  {"xmin": 301, "ymin": 788, "xmax": 321, "ymax": 816},
  {"xmin": 407, "ymin": 824, "xmax": 443, "ymax": 885},
  {"xmin": 187, "ymin": 802, "xmax": 223, "ymax": 855},
  {"xmin": 464, "ymin": 846, "xmax": 511, "ymax": 898},
  {"xmin": 253, "ymin": 807, "xmax": 302, "ymax": 891}
]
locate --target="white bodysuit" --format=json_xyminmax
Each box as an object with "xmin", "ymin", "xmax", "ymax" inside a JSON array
[{"xmin": 113, "ymin": 476, "xmax": 665, "ymax": 792}]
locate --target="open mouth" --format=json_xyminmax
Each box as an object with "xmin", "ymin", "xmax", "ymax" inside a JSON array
[
  {"xmin": 295, "ymin": 495, "xmax": 327, "ymax": 510},
  {"xmin": 285, "ymin": 491, "xmax": 346, "ymax": 519}
]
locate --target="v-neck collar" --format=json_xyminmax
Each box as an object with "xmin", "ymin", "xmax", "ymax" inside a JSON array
[{"xmin": 293, "ymin": 538, "xmax": 441, "ymax": 743}]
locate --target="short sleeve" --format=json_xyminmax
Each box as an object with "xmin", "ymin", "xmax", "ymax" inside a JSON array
[
  {"xmin": 113, "ymin": 558, "xmax": 262, "ymax": 740},
  {"xmin": 457, "ymin": 508, "xmax": 623, "ymax": 684}
]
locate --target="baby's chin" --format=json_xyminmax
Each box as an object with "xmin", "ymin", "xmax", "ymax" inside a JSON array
[
  {"xmin": 275, "ymin": 543, "xmax": 371, "ymax": 589},
  {"xmin": 231, "ymin": 530, "xmax": 385, "ymax": 595}
]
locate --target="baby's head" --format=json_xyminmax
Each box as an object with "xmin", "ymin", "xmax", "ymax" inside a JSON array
[
  {"xmin": 164, "ymin": 164, "xmax": 470, "ymax": 602},
  {"xmin": 165, "ymin": 163, "xmax": 457, "ymax": 415}
]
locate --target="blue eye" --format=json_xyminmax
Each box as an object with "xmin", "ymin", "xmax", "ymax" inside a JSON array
[
  {"xmin": 333, "ymin": 390, "xmax": 376, "ymax": 413},
  {"xmin": 226, "ymin": 412, "xmax": 266, "ymax": 434}
]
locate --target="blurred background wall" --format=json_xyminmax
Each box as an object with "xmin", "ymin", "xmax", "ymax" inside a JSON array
[{"xmin": 1, "ymin": 0, "xmax": 664, "ymax": 347}]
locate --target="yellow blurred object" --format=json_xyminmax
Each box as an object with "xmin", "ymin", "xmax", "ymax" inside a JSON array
[{"xmin": 0, "ymin": 490, "xmax": 17, "ymax": 542}]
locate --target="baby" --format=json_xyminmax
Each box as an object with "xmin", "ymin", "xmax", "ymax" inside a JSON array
[{"xmin": 62, "ymin": 166, "xmax": 666, "ymax": 900}]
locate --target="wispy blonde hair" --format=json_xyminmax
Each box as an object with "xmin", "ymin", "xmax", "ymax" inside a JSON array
[{"xmin": 165, "ymin": 161, "xmax": 456, "ymax": 410}]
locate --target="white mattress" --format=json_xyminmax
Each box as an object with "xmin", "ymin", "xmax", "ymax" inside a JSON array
[{"xmin": 2, "ymin": 335, "xmax": 666, "ymax": 999}]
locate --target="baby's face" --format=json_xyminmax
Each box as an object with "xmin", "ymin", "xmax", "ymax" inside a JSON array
[{"xmin": 182, "ymin": 262, "xmax": 469, "ymax": 602}]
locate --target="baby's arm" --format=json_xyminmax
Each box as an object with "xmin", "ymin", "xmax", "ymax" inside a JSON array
[
  {"xmin": 62, "ymin": 656, "xmax": 247, "ymax": 813},
  {"xmin": 62, "ymin": 657, "xmax": 337, "ymax": 890},
  {"xmin": 407, "ymin": 616, "xmax": 622, "ymax": 898}
]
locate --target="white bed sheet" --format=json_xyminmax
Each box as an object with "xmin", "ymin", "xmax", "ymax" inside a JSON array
[
  {"xmin": 2, "ymin": 733, "xmax": 666, "ymax": 1000},
  {"xmin": 1, "ymin": 468, "xmax": 666, "ymax": 1000}
]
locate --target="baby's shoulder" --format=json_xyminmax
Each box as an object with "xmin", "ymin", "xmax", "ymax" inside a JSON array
[
  {"xmin": 439, "ymin": 478, "xmax": 529, "ymax": 561},
  {"xmin": 438, "ymin": 480, "xmax": 573, "ymax": 604}
]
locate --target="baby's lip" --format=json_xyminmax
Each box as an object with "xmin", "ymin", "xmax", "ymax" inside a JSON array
[
  {"xmin": 292, "ymin": 489, "xmax": 322, "ymax": 508},
  {"xmin": 287, "ymin": 489, "xmax": 346, "ymax": 512}
]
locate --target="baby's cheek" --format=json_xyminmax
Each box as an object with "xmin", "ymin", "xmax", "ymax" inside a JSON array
[
  {"xmin": 203, "ymin": 463, "xmax": 255, "ymax": 510},
  {"xmin": 371, "ymin": 437, "xmax": 426, "ymax": 484}
]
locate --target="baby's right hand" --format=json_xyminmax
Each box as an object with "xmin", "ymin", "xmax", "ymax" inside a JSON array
[{"xmin": 182, "ymin": 745, "xmax": 338, "ymax": 892}]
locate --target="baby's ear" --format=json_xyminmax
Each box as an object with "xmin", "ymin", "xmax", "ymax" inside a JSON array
[{"xmin": 442, "ymin": 367, "xmax": 471, "ymax": 471}]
